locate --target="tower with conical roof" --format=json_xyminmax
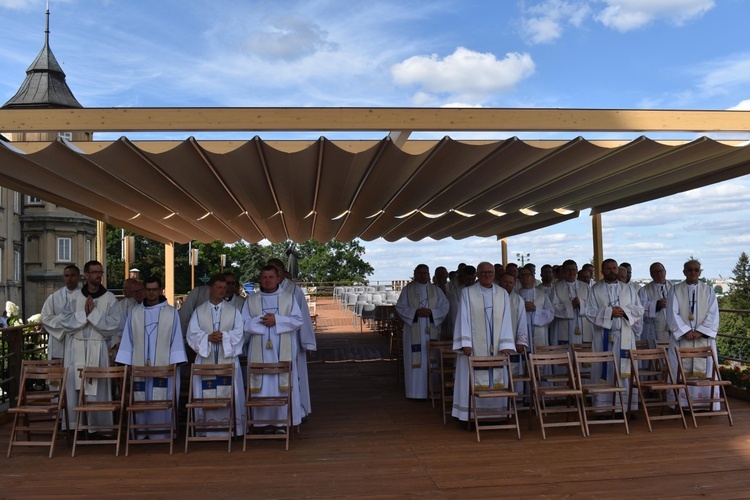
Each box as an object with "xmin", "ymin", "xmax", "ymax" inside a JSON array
[{"xmin": 1, "ymin": 1, "xmax": 96, "ymax": 318}]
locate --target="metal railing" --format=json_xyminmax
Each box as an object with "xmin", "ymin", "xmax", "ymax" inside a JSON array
[{"xmin": 0, "ymin": 322, "xmax": 48, "ymax": 408}]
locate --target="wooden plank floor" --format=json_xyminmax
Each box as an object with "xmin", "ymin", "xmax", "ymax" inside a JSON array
[{"xmin": 2, "ymin": 298, "xmax": 750, "ymax": 499}]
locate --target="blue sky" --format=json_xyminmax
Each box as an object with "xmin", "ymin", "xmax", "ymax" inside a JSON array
[{"xmin": 2, "ymin": 0, "xmax": 750, "ymax": 283}]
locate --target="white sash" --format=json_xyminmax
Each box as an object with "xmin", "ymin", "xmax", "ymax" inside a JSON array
[
  {"xmin": 196, "ymin": 302, "xmax": 235, "ymax": 399},
  {"xmin": 467, "ymin": 285, "xmax": 506, "ymax": 389},
  {"xmin": 247, "ymin": 290, "xmax": 294, "ymax": 393},
  {"xmin": 674, "ymin": 283, "xmax": 711, "ymax": 377},
  {"xmin": 407, "ymin": 283, "xmax": 440, "ymax": 368},
  {"xmin": 591, "ymin": 282, "xmax": 636, "ymax": 379},
  {"xmin": 131, "ymin": 303, "xmax": 175, "ymax": 401}
]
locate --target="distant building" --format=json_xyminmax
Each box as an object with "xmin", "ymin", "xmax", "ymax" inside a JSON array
[{"xmin": 1, "ymin": 7, "xmax": 96, "ymax": 317}]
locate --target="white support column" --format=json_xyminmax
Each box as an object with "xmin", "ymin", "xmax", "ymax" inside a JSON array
[{"xmin": 165, "ymin": 242, "xmax": 175, "ymax": 306}]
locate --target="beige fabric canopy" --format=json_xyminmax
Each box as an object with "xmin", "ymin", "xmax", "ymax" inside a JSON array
[{"xmin": 1, "ymin": 107, "xmax": 749, "ymax": 244}]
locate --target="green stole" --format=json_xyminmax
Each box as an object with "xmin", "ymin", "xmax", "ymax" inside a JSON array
[
  {"xmin": 130, "ymin": 303, "xmax": 174, "ymax": 401},
  {"xmin": 196, "ymin": 302, "xmax": 235, "ymax": 399},
  {"xmin": 674, "ymin": 282, "xmax": 712, "ymax": 377},
  {"xmin": 467, "ymin": 285, "xmax": 506, "ymax": 389},
  {"xmin": 407, "ymin": 283, "xmax": 440, "ymax": 368},
  {"xmin": 247, "ymin": 290, "xmax": 294, "ymax": 393}
]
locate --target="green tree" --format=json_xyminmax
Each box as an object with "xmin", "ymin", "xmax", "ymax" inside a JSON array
[
  {"xmin": 717, "ymin": 252, "xmax": 750, "ymax": 360},
  {"xmin": 295, "ymin": 239, "xmax": 373, "ymax": 282}
]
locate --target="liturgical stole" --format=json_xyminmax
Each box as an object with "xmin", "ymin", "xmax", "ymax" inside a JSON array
[
  {"xmin": 467, "ymin": 285, "xmax": 506, "ymax": 389},
  {"xmin": 130, "ymin": 303, "xmax": 174, "ymax": 401},
  {"xmin": 247, "ymin": 290, "xmax": 294, "ymax": 393},
  {"xmin": 407, "ymin": 283, "xmax": 441, "ymax": 368},
  {"xmin": 195, "ymin": 302, "xmax": 235, "ymax": 399},
  {"xmin": 674, "ymin": 283, "xmax": 712, "ymax": 377}
]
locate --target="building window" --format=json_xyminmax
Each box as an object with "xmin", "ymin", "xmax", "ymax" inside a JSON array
[
  {"xmin": 14, "ymin": 250, "xmax": 21, "ymax": 282},
  {"xmin": 26, "ymin": 195, "xmax": 43, "ymax": 205},
  {"xmin": 14, "ymin": 192, "xmax": 20, "ymax": 213},
  {"xmin": 57, "ymin": 237, "xmax": 72, "ymax": 262},
  {"xmin": 86, "ymin": 239, "xmax": 92, "ymax": 262},
  {"xmin": 58, "ymin": 132, "xmax": 73, "ymax": 141}
]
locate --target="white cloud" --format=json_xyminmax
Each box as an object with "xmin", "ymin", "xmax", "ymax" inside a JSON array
[
  {"xmin": 595, "ymin": 0, "xmax": 715, "ymax": 32},
  {"xmin": 698, "ymin": 55, "xmax": 750, "ymax": 96},
  {"xmin": 242, "ymin": 13, "xmax": 338, "ymax": 61},
  {"xmin": 0, "ymin": 0, "xmax": 38, "ymax": 9},
  {"xmin": 729, "ymin": 99, "xmax": 750, "ymax": 111},
  {"xmin": 521, "ymin": 1, "xmax": 591, "ymax": 44},
  {"xmin": 391, "ymin": 47, "xmax": 535, "ymax": 103}
]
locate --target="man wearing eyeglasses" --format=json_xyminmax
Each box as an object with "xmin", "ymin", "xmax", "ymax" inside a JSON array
[
  {"xmin": 116, "ymin": 276, "xmax": 187, "ymax": 438},
  {"xmin": 60, "ymin": 260, "xmax": 121, "ymax": 433},
  {"xmin": 452, "ymin": 262, "xmax": 514, "ymax": 422},
  {"xmin": 666, "ymin": 259, "xmax": 720, "ymax": 409}
]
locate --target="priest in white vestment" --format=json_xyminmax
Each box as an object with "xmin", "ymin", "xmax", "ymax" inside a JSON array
[
  {"xmin": 268, "ymin": 258, "xmax": 317, "ymax": 419},
  {"xmin": 41, "ymin": 264, "xmax": 81, "ymax": 361},
  {"xmin": 552, "ymin": 260, "xmax": 593, "ymax": 345},
  {"xmin": 187, "ymin": 274, "xmax": 246, "ymax": 436},
  {"xmin": 116, "ymin": 276, "xmax": 187, "ymax": 438},
  {"xmin": 452, "ymin": 262, "xmax": 515, "ymax": 421},
  {"xmin": 518, "ymin": 268, "xmax": 554, "ymax": 352},
  {"xmin": 638, "ymin": 262, "xmax": 674, "ymax": 345},
  {"xmin": 447, "ymin": 266, "xmax": 476, "ymax": 341},
  {"xmin": 60, "ymin": 260, "xmax": 121, "ymax": 432},
  {"xmin": 243, "ymin": 265, "xmax": 304, "ymax": 428},
  {"xmin": 586, "ymin": 259, "xmax": 644, "ymax": 410},
  {"xmin": 666, "ymin": 259, "xmax": 720, "ymax": 409},
  {"xmin": 395, "ymin": 264, "xmax": 450, "ymax": 399}
]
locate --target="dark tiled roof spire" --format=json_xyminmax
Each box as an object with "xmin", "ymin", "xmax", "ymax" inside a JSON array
[{"xmin": 2, "ymin": 1, "xmax": 83, "ymax": 109}]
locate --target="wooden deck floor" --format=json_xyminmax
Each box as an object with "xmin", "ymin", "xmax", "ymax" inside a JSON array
[{"xmin": 2, "ymin": 299, "xmax": 750, "ymax": 499}]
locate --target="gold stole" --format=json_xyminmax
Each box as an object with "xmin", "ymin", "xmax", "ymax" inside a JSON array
[
  {"xmin": 674, "ymin": 283, "xmax": 711, "ymax": 377},
  {"xmin": 247, "ymin": 290, "xmax": 294, "ymax": 393},
  {"xmin": 196, "ymin": 302, "xmax": 235, "ymax": 399},
  {"xmin": 407, "ymin": 283, "xmax": 439, "ymax": 368},
  {"xmin": 468, "ymin": 285, "xmax": 506, "ymax": 389},
  {"xmin": 131, "ymin": 304, "xmax": 175, "ymax": 401}
]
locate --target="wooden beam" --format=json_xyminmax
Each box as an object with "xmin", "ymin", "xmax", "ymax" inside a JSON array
[
  {"xmin": 2, "ymin": 108, "xmax": 750, "ymax": 133},
  {"xmin": 501, "ymin": 238, "xmax": 508, "ymax": 267},
  {"xmin": 96, "ymin": 220, "xmax": 107, "ymax": 286},
  {"xmin": 592, "ymin": 213, "xmax": 603, "ymax": 281}
]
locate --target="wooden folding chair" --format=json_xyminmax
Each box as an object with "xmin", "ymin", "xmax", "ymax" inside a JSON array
[
  {"xmin": 439, "ymin": 348, "xmax": 457, "ymax": 424},
  {"xmin": 72, "ymin": 365, "xmax": 127, "ymax": 457},
  {"xmin": 467, "ymin": 355, "xmax": 521, "ymax": 442},
  {"xmin": 573, "ymin": 351, "xmax": 629, "ymax": 435},
  {"xmin": 510, "ymin": 350, "xmax": 534, "ymax": 430},
  {"xmin": 675, "ymin": 346, "xmax": 733, "ymax": 428},
  {"xmin": 427, "ymin": 340, "xmax": 452, "ymax": 409},
  {"xmin": 536, "ymin": 344, "xmax": 572, "ymax": 384},
  {"xmin": 529, "ymin": 351, "xmax": 587, "ymax": 439},
  {"xmin": 628, "ymin": 349, "xmax": 687, "ymax": 432},
  {"xmin": 7, "ymin": 359, "xmax": 69, "ymax": 458},
  {"xmin": 125, "ymin": 364, "xmax": 178, "ymax": 456},
  {"xmin": 185, "ymin": 363, "xmax": 235, "ymax": 453},
  {"xmin": 244, "ymin": 361, "xmax": 293, "ymax": 451}
]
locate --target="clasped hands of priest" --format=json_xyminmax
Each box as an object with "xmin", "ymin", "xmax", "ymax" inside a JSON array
[
  {"xmin": 683, "ymin": 330, "xmax": 704, "ymax": 340},
  {"xmin": 260, "ymin": 313, "xmax": 277, "ymax": 327},
  {"xmin": 208, "ymin": 331, "xmax": 224, "ymax": 344}
]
